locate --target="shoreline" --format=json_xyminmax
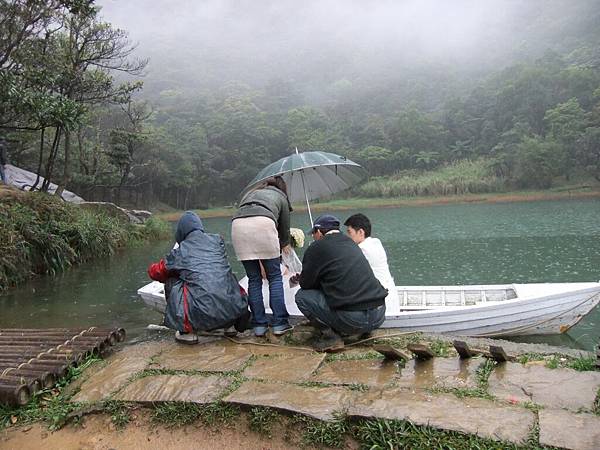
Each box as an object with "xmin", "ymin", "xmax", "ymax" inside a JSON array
[{"xmin": 157, "ymin": 186, "xmax": 600, "ymax": 221}]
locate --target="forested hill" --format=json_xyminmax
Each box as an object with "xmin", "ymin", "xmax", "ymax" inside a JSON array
[{"xmin": 2, "ymin": 0, "xmax": 600, "ymax": 209}]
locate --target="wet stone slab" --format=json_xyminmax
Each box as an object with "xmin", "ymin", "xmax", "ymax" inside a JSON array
[
  {"xmin": 109, "ymin": 341, "xmax": 172, "ymax": 360},
  {"xmin": 539, "ymin": 409, "xmax": 600, "ymax": 450},
  {"xmin": 348, "ymin": 387, "xmax": 534, "ymax": 444},
  {"xmin": 114, "ymin": 374, "xmax": 230, "ymax": 404},
  {"xmin": 311, "ymin": 359, "xmax": 397, "ymax": 387},
  {"xmin": 151, "ymin": 344, "xmax": 252, "ymax": 372},
  {"xmin": 488, "ymin": 362, "xmax": 600, "ymax": 411},
  {"xmin": 218, "ymin": 340, "xmax": 313, "ymax": 357},
  {"xmin": 395, "ymin": 357, "xmax": 481, "ymax": 390},
  {"xmin": 223, "ymin": 380, "xmax": 354, "ymax": 421},
  {"xmin": 72, "ymin": 357, "xmax": 149, "ymax": 403},
  {"xmin": 242, "ymin": 354, "xmax": 326, "ymax": 383}
]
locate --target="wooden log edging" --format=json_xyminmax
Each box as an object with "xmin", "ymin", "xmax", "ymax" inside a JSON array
[{"xmin": 0, "ymin": 327, "xmax": 125, "ymax": 406}]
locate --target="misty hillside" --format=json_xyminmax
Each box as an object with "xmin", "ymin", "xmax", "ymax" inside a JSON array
[
  {"xmin": 2, "ymin": 0, "xmax": 600, "ymax": 209},
  {"xmin": 101, "ymin": 0, "xmax": 600, "ymax": 106}
]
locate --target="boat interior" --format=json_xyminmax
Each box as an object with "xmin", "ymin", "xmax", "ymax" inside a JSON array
[{"xmin": 395, "ymin": 286, "xmax": 518, "ymax": 310}]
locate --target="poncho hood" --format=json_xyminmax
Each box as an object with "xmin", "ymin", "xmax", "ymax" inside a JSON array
[{"xmin": 175, "ymin": 211, "xmax": 204, "ymax": 244}]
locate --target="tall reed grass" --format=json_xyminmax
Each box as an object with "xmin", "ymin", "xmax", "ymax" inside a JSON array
[
  {"xmin": 0, "ymin": 192, "xmax": 170, "ymax": 289},
  {"xmin": 358, "ymin": 159, "xmax": 506, "ymax": 198}
]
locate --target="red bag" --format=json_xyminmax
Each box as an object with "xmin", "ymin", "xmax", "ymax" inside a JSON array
[{"xmin": 148, "ymin": 259, "xmax": 169, "ymax": 283}]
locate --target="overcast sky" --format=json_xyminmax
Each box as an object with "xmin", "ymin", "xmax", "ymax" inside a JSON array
[{"xmin": 95, "ymin": 0, "xmax": 584, "ymax": 94}]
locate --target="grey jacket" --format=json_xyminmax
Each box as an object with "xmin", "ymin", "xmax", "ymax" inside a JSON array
[
  {"xmin": 233, "ymin": 186, "xmax": 291, "ymax": 247},
  {"xmin": 164, "ymin": 211, "xmax": 248, "ymax": 332}
]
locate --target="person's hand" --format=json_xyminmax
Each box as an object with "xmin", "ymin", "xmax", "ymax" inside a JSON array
[
  {"xmin": 281, "ymin": 244, "xmax": 292, "ymax": 254},
  {"xmin": 289, "ymin": 273, "xmax": 301, "ymax": 285}
]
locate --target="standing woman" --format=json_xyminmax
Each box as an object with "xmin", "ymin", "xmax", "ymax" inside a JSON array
[{"xmin": 231, "ymin": 176, "xmax": 293, "ymax": 337}]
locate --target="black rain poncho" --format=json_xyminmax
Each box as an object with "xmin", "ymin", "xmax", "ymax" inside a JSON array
[{"xmin": 164, "ymin": 211, "xmax": 248, "ymax": 332}]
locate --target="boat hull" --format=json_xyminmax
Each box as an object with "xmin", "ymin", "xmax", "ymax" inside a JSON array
[{"xmin": 136, "ymin": 281, "xmax": 600, "ymax": 337}]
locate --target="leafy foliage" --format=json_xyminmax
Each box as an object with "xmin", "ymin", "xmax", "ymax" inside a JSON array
[
  {"xmin": 2, "ymin": 0, "xmax": 600, "ymax": 210},
  {"xmin": 0, "ymin": 190, "xmax": 170, "ymax": 289}
]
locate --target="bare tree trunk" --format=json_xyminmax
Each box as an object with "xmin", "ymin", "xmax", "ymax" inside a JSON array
[
  {"xmin": 31, "ymin": 128, "xmax": 46, "ymax": 191},
  {"xmin": 55, "ymin": 129, "xmax": 70, "ymax": 197},
  {"xmin": 41, "ymin": 127, "xmax": 62, "ymax": 192}
]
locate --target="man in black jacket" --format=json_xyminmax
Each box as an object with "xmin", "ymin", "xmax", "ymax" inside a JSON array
[{"xmin": 294, "ymin": 214, "xmax": 387, "ymax": 352}]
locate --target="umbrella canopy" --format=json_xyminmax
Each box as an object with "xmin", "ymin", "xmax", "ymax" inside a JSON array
[{"xmin": 241, "ymin": 151, "xmax": 367, "ymax": 204}]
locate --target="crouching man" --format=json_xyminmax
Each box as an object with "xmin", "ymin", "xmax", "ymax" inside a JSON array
[
  {"xmin": 293, "ymin": 214, "xmax": 387, "ymax": 352},
  {"xmin": 148, "ymin": 211, "xmax": 250, "ymax": 344}
]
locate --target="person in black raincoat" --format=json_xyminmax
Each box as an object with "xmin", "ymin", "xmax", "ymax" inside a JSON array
[{"xmin": 148, "ymin": 211, "xmax": 250, "ymax": 344}]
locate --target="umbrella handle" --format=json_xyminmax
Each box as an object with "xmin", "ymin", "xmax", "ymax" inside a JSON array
[
  {"xmin": 296, "ymin": 147, "xmax": 313, "ymax": 227},
  {"xmin": 300, "ymin": 169, "xmax": 314, "ymax": 227}
]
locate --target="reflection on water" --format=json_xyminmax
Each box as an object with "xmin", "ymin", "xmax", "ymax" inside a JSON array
[{"xmin": 1, "ymin": 199, "xmax": 599, "ymax": 349}]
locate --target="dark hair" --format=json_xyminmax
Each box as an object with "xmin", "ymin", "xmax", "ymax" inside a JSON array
[
  {"xmin": 344, "ymin": 213, "xmax": 372, "ymax": 238},
  {"xmin": 265, "ymin": 175, "xmax": 288, "ymax": 196}
]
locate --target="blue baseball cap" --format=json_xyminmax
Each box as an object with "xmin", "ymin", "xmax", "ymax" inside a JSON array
[{"xmin": 308, "ymin": 214, "xmax": 341, "ymax": 234}]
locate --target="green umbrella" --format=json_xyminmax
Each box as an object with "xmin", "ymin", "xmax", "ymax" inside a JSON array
[{"xmin": 241, "ymin": 149, "xmax": 367, "ymax": 225}]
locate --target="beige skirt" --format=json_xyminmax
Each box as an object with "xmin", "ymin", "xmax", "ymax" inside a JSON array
[{"xmin": 231, "ymin": 216, "xmax": 280, "ymax": 261}]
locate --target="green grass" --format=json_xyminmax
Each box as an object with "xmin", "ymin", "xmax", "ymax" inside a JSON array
[
  {"xmin": 428, "ymin": 339, "xmax": 454, "ymax": 357},
  {"xmin": 372, "ymin": 333, "xmax": 423, "ymax": 349},
  {"xmin": 545, "ymin": 356, "xmax": 560, "ymax": 369},
  {"xmin": 428, "ymin": 357, "xmax": 496, "ymax": 400},
  {"xmin": 248, "ymin": 406, "xmax": 279, "ymax": 436},
  {"xmin": 567, "ymin": 356, "xmax": 596, "ymax": 371},
  {"xmin": 324, "ymin": 350, "xmax": 383, "ymax": 362},
  {"xmin": 198, "ymin": 402, "xmax": 240, "ymax": 427},
  {"xmin": 152, "ymin": 402, "xmax": 202, "ymax": 427},
  {"xmin": 104, "ymin": 400, "xmax": 131, "ymax": 429},
  {"xmin": 517, "ymin": 353, "xmax": 546, "ymax": 364},
  {"xmin": 352, "ymin": 418, "xmax": 547, "ymax": 450},
  {"xmin": 291, "ymin": 413, "xmax": 349, "ymax": 448},
  {"xmin": 0, "ymin": 191, "xmax": 171, "ymax": 289},
  {"xmin": 152, "ymin": 401, "xmax": 241, "ymax": 428},
  {"xmin": 359, "ymin": 159, "xmax": 506, "ymax": 198}
]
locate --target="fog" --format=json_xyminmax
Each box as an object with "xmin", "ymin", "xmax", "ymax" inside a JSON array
[{"xmin": 96, "ymin": 0, "xmax": 594, "ymax": 99}]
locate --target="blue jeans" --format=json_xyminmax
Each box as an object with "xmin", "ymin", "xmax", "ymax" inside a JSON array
[
  {"xmin": 295, "ymin": 289, "xmax": 385, "ymax": 335},
  {"xmin": 242, "ymin": 258, "xmax": 289, "ymax": 327}
]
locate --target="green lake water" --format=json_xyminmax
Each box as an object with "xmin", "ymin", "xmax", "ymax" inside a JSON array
[{"xmin": 1, "ymin": 199, "xmax": 599, "ymax": 350}]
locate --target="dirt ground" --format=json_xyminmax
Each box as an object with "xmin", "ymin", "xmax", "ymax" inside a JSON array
[{"xmin": 0, "ymin": 409, "xmax": 338, "ymax": 450}]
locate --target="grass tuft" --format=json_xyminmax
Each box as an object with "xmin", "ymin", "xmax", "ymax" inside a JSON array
[
  {"xmin": 567, "ymin": 356, "xmax": 596, "ymax": 371},
  {"xmin": 292, "ymin": 413, "xmax": 349, "ymax": 448},
  {"xmin": 104, "ymin": 400, "xmax": 131, "ymax": 429},
  {"xmin": 152, "ymin": 402, "xmax": 202, "ymax": 427},
  {"xmin": 353, "ymin": 418, "xmax": 528, "ymax": 450},
  {"xmin": 198, "ymin": 402, "xmax": 240, "ymax": 427},
  {"xmin": 248, "ymin": 406, "xmax": 279, "ymax": 436}
]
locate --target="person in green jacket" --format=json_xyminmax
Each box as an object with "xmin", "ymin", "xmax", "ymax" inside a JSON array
[{"xmin": 231, "ymin": 176, "xmax": 293, "ymax": 337}]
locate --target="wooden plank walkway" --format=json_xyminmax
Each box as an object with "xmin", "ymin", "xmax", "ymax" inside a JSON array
[{"xmin": 0, "ymin": 327, "xmax": 125, "ymax": 406}]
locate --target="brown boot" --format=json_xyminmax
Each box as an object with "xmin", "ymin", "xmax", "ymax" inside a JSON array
[{"xmin": 313, "ymin": 328, "xmax": 345, "ymax": 352}]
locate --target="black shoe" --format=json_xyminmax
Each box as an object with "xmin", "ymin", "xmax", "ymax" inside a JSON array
[
  {"xmin": 312, "ymin": 329, "xmax": 345, "ymax": 353},
  {"xmin": 234, "ymin": 309, "xmax": 251, "ymax": 333}
]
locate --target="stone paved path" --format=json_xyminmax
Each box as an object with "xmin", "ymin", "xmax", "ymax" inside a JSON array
[{"xmin": 71, "ymin": 336, "xmax": 600, "ymax": 449}]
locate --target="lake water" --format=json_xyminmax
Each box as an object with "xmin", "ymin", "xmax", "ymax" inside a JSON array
[{"xmin": 1, "ymin": 199, "xmax": 599, "ymax": 350}]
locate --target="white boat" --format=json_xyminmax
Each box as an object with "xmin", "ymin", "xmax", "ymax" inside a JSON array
[{"xmin": 137, "ymin": 280, "xmax": 600, "ymax": 337}]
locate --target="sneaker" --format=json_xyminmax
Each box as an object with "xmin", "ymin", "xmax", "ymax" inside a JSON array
[
  {"xmin": 224, "ymin": 326, "xmax": 238, "ymax": 337},
  {"xmin": 272, "ymin": 323, "xmax": 294, "ymax": 336},
  {"xmin": 312, "ymin": 329, "xmax": 345, "ymax": 353},
  {"xmin": 254, "ymin": 326, "xmax": 268, "ymax": 337},
  {"xmin": 175, "ymin": 330, "xmax": 198, "ymax": 345}
]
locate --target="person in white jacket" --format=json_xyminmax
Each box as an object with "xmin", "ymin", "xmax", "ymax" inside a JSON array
[{"xmin": 344, "ymin": 213, "xmax": 400, "ymax": 314}]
